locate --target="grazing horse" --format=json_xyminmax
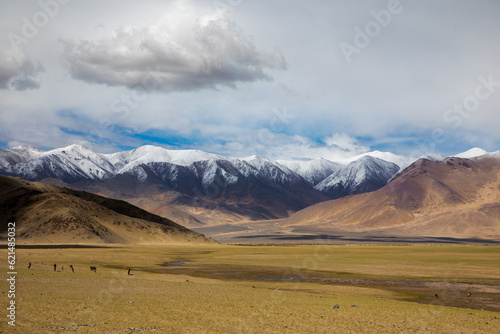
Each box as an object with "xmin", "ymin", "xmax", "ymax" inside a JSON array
[
  {"xmin": 53, "ymin": 264, "xmax": 57, "ymax": 271},
  {"xmin": 27, "ymin": 262, "xmax": 32, "ymax": 270},
  {"xmin": 126, "ymin": 267, "xmax": 131, "ymax": 275},
  {"xmin": 69, "ymin": 265, "xmax": 74, "ymax": 273},
  {"xmin": 90, "ymin": 266, "xmax": 97, "ymax": 273}
]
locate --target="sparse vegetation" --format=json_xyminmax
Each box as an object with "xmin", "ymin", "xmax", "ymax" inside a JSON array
[{"xmin": 4, "ymin": 244, "xmax": 499, "ymax": 333}]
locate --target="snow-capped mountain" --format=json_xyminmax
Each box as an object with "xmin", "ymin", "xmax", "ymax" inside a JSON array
[
  {"xmin": 339, "ymin": 150, "xmax": 410, "ymax": 168},
  {"xmin": 315, "ymin": 156, "xmax": 400, "ymax": 199},
  {"xmin": 340, "ymin": 150, "xmax": 448, "ymax": 173},
  {"xmin": 0, "ymin": 145, "xmax": 42, "ymax": 168},
  {"xmin": 106, "ymin": 145, "xmax": 223, "ymax": 172},
  {"xmin": 277, "ymin": 158, "xmax": 342, "ymax": 186},
  {"xmin": 1, "ymin": 144, "xmax": 496, "ymax": 224},
  {"xmin": 284, "ymin": 152, "xmax": 500, "ymax": 242},
  {"xmin": 1, "ymin": 144, "xmax": 116, "ymax": 182},
  {"xmin": 395, "ymin": 153, "xmax": 447, "ymax": 174},
  {"xmin": 0, "ymin": 145, "xmax": 332, "ymax": 192},
  {"xmin": 453, "ymin": 147, "xmax": 488, "ymax": 159},
  {"xmin": 0, "ymin": 145, "xmax": 330, "ymax": 222},
  {"xmin": 1, "ymin": 144, "xmax": 492, "ymax": 192}
]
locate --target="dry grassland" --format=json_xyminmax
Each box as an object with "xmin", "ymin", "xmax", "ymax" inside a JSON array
[{"xmin": 1, "ymin": 244, "xmax": 499, "ymax": 333}]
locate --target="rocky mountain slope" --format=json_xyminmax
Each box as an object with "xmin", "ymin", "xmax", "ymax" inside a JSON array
[
  {"xmin": 283, "ymin": 154, "xmax": 500, "ymax": 240},
  {"xmin": 314, "ymin": 156, "xmax": 400, "ymax": 199},
  {"xmin": 0, "ymin": 144, "xmax": 492, "ymax": 226},
  {"xmin": 0, "ymin": 175, "xmax": 211, "ymax": 244}
]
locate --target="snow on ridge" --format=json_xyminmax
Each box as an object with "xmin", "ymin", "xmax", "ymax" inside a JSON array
[
  {"xmin": 453, "ymin": 147, "xmax": 489, "ymax": 159},
  {"xmin": 239, "ymin": 155, "xmax": 260, "ymax": 161},
  {"xmin": 7, "ymin": 145, "xmax": 44, "ymax": 160},
  {"xmin": 277, "ymin": 158, "xmax": 341, "ymax": 173},
  {"xmin": 106, "ymin": 145, "xmax": 225, "ymax": 173},
  {"xmin": 464, "ymin": 149, "xmax": 500, "ymax": 161},
  {"xmin": 277, "ymin": 158, "xmax": 342, "ymax": 186},
  {"xmin": 4, "ymin": 144, "xmax": 115, "ymax": 179},
  {"xmin": 315, "ymin": 155, "xmax": 399, "ymax": 193},
  {"xmin": 169, "ymin": 149, "xmax": 223, "ymax": 166},
  {"xmin": 487, "ymin": 150, "xmax": 500, "ymax": 159},
  {"xmin": 2, "ymin": 143, "xmax": 495, "ymax": 187},
  {"xmin": 9, "ymin": 145, "xmax": 43, "ymax": 153},
  {"xmin": 394, "ymin": 153, "xmax": 447, "ymax": 174},
  {"xmin": 105, "ymin": 145, "xmax": 172, "ymax": 168},
  {"xmin": 337, "ymin": 150, "xmax": 409, "ymax": 168},
  {"xmin": 238, "ymin": 155, "xmax": 296, "ymax": 176}
]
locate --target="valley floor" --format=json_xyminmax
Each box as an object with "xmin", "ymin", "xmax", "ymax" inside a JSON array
[
  {"xmin": 2, "ymin": 244, "xmax": 500, "ymax": 333},
  {"xmin": 192, "ymin": 220, "xmax": 500, "ymax": 245}
]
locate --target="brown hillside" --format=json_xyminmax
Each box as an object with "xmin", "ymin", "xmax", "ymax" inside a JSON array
[
  {"xmin": 283, "ymin": 156, "xmax": 500, "ymax": 240},
  {"xmin": 0, "ymin": 175, "xmax": 212, "ymax": 244}
]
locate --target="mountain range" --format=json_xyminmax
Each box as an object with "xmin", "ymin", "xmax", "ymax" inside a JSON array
[
  {"xmin": 0, "ymin": 144, "xmax": 494, "ymax": 226},
  {"xmin": 284, "ymin": 153, "xmax": 500, "ymax": 240}
]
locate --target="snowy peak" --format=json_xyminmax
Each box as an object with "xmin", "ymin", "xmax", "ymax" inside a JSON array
[
  {"xmin": 419, "ymin": 153, "xmax": 447, "ymax": 161},
  {"xmin": 277, "ymin": 158, "xmax": 342, "ymax": 186},
  {"xmin": 3, "ymin": 144, "xmax": 116, "ymax": 181},
  {"xmin": 53, "ymin": 144, "xmax": 115, "ymax": 171},
  {"xmin": 454, "ymin": 147, "xmax": 488, "ymax": 159},
  {"xmin": 235, "ymin": 155, "xmax": 304, "ymax": 185},
  {"xmin": 240, "ymin": 155, "xmax": 261, "ymax": 161},
  {"xmin": 341, "ymin": 150, "xmax": 409, "ymax": 168},
  {"xmin": 106, "ymin": 145, "xmax": 223, "ymax": 172},
  {"xmin": 338, "ymin": 156, "xmax": 399, "ymax": 187},
  {"xmin": 167, "ymin": 149, "xmax": 222, "ymax": 166},
  {"xmin": 9, "ymin": 145, "xmax": 43, "ymax": 156},
  {"xmin": 0, "ymin": 144, "xmax": 496, "ymax": 201},
  {"xmin": 0, "ymin": 145, "xmax": 43, "ymax": 167},
  {"xmin": 315, "ymin": 156, "xmax": 399, "ymax": 199}
]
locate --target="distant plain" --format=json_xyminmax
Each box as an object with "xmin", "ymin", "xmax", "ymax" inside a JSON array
[{"xmin": 4, "ymin": 243, "xmax": 500, "ymax": 333}]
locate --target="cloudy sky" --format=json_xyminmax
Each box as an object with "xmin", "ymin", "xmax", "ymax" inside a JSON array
[{"xmin": 1, "ymin": 0, "xmax": 499, "ymax": 161}]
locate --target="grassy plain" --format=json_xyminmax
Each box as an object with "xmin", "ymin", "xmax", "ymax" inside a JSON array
[{"xmin": 2, "ymin": 244, "xmax": 500, "ymax": 333}]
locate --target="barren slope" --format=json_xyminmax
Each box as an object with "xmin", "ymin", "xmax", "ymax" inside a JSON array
[
  {"xmin": 0, "ymin": 175, "xmax": 211, "ymax": 244},
  {"xmin": 284, "ymin": 156, "xmax": 500, "ymax": 240}
]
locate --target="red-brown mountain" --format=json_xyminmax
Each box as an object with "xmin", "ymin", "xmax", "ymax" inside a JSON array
[{"xmin": 283, "ymin": 154, "xmax": 500, "ymax": 240}]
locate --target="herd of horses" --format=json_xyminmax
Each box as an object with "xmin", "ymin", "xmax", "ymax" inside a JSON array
[{"xmin": 27, "ymin": 262, "xmax": 132, "ymax": 275}]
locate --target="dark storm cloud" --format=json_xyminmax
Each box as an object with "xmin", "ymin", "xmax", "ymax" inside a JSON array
[{"xmin": 61, "ymin": 19, "xmax": 286, "ymax": 93}]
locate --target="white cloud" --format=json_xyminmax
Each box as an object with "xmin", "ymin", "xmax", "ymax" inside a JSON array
[
  {"xmin": 323, "ymin": 133, "xmax": 369, "ymax": 153},
  {"xmin": 60, "ymin": 2, "xmax": 286, "ymax": 93},
  {"xmin": 181, "ymin": 127, "xmax": 371, "ymax": 161},
  {"xmin": 1, "ymin": 0, "xmax": 500, "ymax": 156},
  {"xmin": 260, "ymin": 134, "xmax": 370, "ymax": 161}
]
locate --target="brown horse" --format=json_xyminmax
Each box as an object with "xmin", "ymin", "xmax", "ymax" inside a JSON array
[
  {"xmin": 69, "ymin": 265, "xmax": 74, "ymax": 273},
  {"xmin": 90, "ymin": 266, "xmax": 97, "ymax": 273},
  {"xmin": 126, "ymin": 267, "xmax": 131, "ymax": 275}
]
